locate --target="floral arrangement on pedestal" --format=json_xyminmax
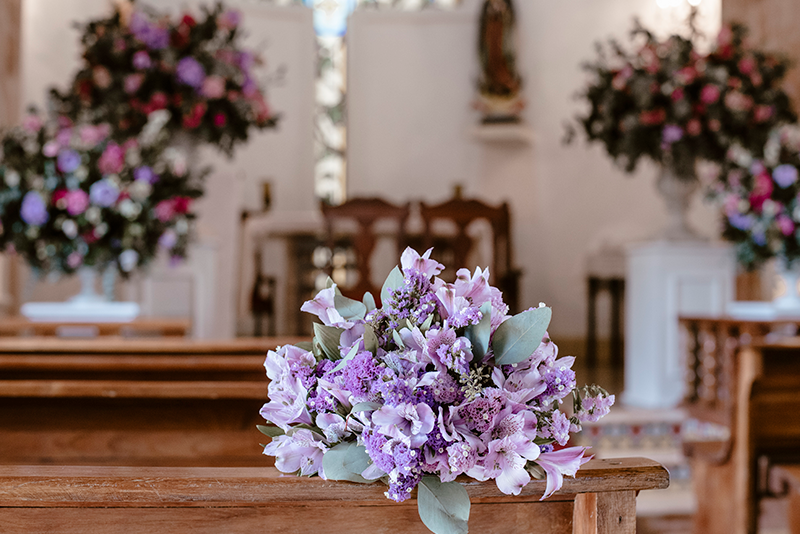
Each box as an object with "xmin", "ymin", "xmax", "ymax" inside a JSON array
[
  {"xmin": 0, "ymin": 112, "xmax": 201, "ymax": 276},
  {"xmin": 51, "ymin": 1, "xmax": 277, "ymax": 156},
  {"xmin": 259, "ymin": 248, "xmax": 615, "ymax": 534},
  {"xmin": 712, "ymin": 125, "xmax": 800, "ymax": 269},
  {"xmin": 570, "ymin": 17, "xmax": 795, "ymax": 179}
]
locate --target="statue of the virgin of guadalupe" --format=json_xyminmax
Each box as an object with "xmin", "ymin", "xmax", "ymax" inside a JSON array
[{"xmin": 476, "ymin": 0, "xmax": 524, "ymax": 123}]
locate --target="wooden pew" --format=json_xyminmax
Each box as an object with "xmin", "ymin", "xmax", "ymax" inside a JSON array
[
  {"xmin": 772, "ymin": 465, "xmax": 800, "ymax": 534},
  {"xmin": 679, "ymin": 317, "xmax": 800, "ymax": 534},
  {"xmin": 0, "ymin": 337, "xmax": 303, "ymax": 467},
  {"xmin": 0, "ymin": 457, "xmax": 668, "ymax": 534}
]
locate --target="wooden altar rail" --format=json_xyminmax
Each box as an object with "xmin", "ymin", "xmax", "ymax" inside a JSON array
[
  {"xmin": 678, "ymin": 317, "xmax": 800, "ymax": 534},
  {"xmin": 0, "ymin": 337, "xmax": 304, "ymax": 467},
  {"xmin": 0, "ymin": 457, "xmax": 668, "ymax": 534}
]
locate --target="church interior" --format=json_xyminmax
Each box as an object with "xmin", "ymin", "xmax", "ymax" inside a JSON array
[{"xmin": 1, "ymin": 0, "xmax": 800, "ymax": 532}]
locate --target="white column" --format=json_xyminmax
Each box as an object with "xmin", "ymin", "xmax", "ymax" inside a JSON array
[{"xmin": 624, "ymin": 241, "xmax": 735, "ymax": 408}]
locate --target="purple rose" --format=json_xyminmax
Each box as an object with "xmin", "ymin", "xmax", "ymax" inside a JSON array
[
  {"xmin": 132, "ymin": 50, "xmax": 152, "ymax": 70},
  {"xmin": 20, "ymin": 191, "xmax": 49, "ymax": 226},
  {"xmin": 133, "ymin": 165, "xmax": 158, "ymax": 184},
  {"xmin": 57, "ymin": 149, "xmax": 81, "ymax": 173},
  {"xmin": 773, "ymin": 164, "xmax": 798, "ymax": 188},
  {"xmin": 176, "ymin": 57, "xmax": 206, "ymax": 89},
  {"xmin": 130, "ymin": 12, "xmax": 169, "ymax": 50},
  {"xmin": 662, "ymin": 124, "xmax": 684, "ymax": 144},
  {"xmin": 89, "ymin": 179, "xmax": 120, "ymax": 207}
]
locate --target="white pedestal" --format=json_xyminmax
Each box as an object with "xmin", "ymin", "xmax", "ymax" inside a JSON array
[
  {"xmin": 624, "ymin": 241, "xmax": 735, "ymax": 408},
  {"xmin": 20, "ymin": 301, "xmax": 140, "ymax": 322}
]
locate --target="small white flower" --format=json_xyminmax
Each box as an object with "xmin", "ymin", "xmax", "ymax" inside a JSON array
[
  {"xmin": 94, "ymin": 222, "xmax": 108, "ymax": 238},
  {"xmin": 175, "ymin": 218, "xmax": 189, "ymax": 235},
  {"xmin": 118, "ymin": 198, "xmax": 142, "ymax": 220},
  {"xmin": 128, "ymin": 180, "xmax": 152, "ymax": 201},
  {"xmin": 85, "ymin": 207, "xmax": 102, "ymax": 224},
  {"xmin": 4, "ymin": 170, "xmax": 20, "ymax": 187},
  {"xmin": 62, "ymin": 219, "xmax": 78, "ymax": 239},
  {"xmin": 119, "ymin": 249, "xmax": 139, "ymax": 272}
]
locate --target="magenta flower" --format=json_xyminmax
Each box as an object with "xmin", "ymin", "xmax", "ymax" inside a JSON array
[
  {"xmin": 98, "ymin": 143, "xmax": 125, "ymax": 174},
  {"xmin": 65, "ymin": 190, "xmax": 89, "ymax": 216},
  {"xmin": 700, "ymin": 84, "xmax": 721, "ymax": 104}
]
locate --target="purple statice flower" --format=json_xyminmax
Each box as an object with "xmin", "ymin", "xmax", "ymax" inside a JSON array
[
  {"xmin": 176, "ymin": 57, "xmax": 206, "ymax": 89},
  {"xmin": 129, "ymin": 12, "xmax": 169, "ymax": 50},
  {"xmin": 132, "ymin": 50, "xmax": 152, "ymax": 70},
  {"xmin": 535, "ymin": 447, "xmax": 592, "ymax": 500},
  {"xmin": 459, "ymin": 396, "xmax": 501, "ymax": 433},
  {"xmin": 89, "ymin": 179, "xmax": 120, "ymax": 207},
  {"xmin": 420, "ymin": 425, "xmax": 453, "ymax": 476},
  {"xmin": 430, "ymin": 372, "xmax": 464, "ymax": 404},
  {"xmin": 363, "ymin": 430, "xmax": 396, "ymax": 475},
  {"xmin": 576, "ymin": 393, "xmax": 616, "ymax": 423},
  {"xmin": 341, "ymin": 351, "xmax": 381, "ymax": 403},
  {"xmin": 20, "ymin": 191, "xmax": 49, "ymax": 226},
  {"xmin": 728, "ymin": 212, "xmax": 754, "ymax": 231},
  {"xmin": 386, "ymin": 470, "xmax": 422, "ymax": 503},
  {"xmin": 57, "ymin": 149, "xmax": 81, "ymax": 173},
  {"xmin": 263, "ymin": 429, "xmax": 327, "ymax": 477},
  {"xmin": 375, "ymin": 372, "xmax": 417, "ymax": 406},
  {"xmin": 540, "ymin": 410, "xmax": 571, "ymax": 446},
  {"xmin": 539, "ymin": 358, "xmax": 576, "ymax": 403},
  {"xmin": 372, "ymin": 402, "xmax": 435, "ymax": 448},
  {"xmin": 662, "ymin": 124, "xmax": 684, "ymax": 144},
  {"xmin": 446, "ymin": 441, "xmax": 478, "ymax": 478},
  {"xmin": 385, "ymin": 270, "xmax": 439, "ymax": 326},
  {"xmin": 773, "ymin": 164, "xmax": 799, "ymax": 188}
]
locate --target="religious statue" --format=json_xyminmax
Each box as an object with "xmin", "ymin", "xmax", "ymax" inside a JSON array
[{"xmin": 476, "ymin": 0, "xmax": 524, "ymax": 123}]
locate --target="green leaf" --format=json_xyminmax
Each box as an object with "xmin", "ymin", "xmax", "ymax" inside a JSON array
[
  {"xmin": 334, "ymin": 294, "xmax": 367, "ymax": 321},
  {"xmin": 256, "ymin": 425, "xmax": 284, "ymax": 438},
  {"xmin": 363, "ymin": 292, "xmax": 376, "ymax": 313},
  {"xmin": 294, "ymin": 341, "xmax": 313, "ymax": 352},
  {"xmin": 332, "ymin": 343, "xmax": 360, "ymax": 372},
  {"xmin": 322, "ymin": 442, "xmax": 371, "ymax": 483},
  {"xmin": 464, "ymin": 302, "xmax": 492, "ymax": 361},
  {"xmin": 526, "ymin": 462, "xmax": 546, "ymax": 480},
  {"xmin": 363, "ymin": 324, "xmax": 379, "ymax": 355},
  {"xmin": 420, "ymin": 313, "xmax": 434, "ymax": 332},
  {"xmin": 350, "ymin": 401, "xmax": 382, "ymax": 414},
  {"xmin": 313, "ymin": 323, "xmax": 344, "ymax": 361},
  {"xmin": 325, "ymin": 276, "xmax": 337, "ymax": 290},
  {"xmin": 417, "ymin": 476, "xmax": 470, "ymax": 534},
  {"xmin": 491, "ymin": 307, "xmax": 552, "ymax": 366},
  {"xmin": 381, "ymin": 265, "xmax": 404, "ymax": 306},
  {"xmin": 392, "ymin": 329, "xmax": 405, "ymax": 349}
]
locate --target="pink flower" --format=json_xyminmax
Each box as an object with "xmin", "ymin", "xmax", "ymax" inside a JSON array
[
  {"xmin": 154, "ymin": 199, "xmax": 176, "ymax": 223},
  {"xmin": 725, "ymin": 91, "xmax": 753, "ymax": 112},
  {"xmin": 671, "ymin": 87, "xmax": 685, "ymax": 102},
  {"xmin": 300, "ymin": 286, "xmax": 354, "ymax": 328},
  {"xmin": 98, "ymin": 143, "xmax": 125, "ymax": 174},
  {"xmin": 777, "ymin": 215, "xmax": 795, "ymax": 236},
  {"xmin": 536, "ymin": 447, "xmax": 592, "ymax": 500},
  {"xmin": 686, "ymin": 119, "xmax": 702, "ymax": 136},
  {"xmin": 213, "ymin": 112, "xmax": 227, "ymax": 127},
  {"xmin": 66, "ymin": 190, "xmax": 89, "ymax": 216},
  {"xmin": 675, "ymin": 66, "xmax": 697, "ymax": 85},
  {"xmin": 22, "ymin": 115, "xmax": 42, "ymax": 132},
  {"xmin": 700, "ymin": 84, "xmax": 721, "ymax": 104},
  {"xmin": 79, "ymin": 124, "xmax": 111, "ymax": 147},
  {"xmin": 67, "ymin": 252, "xmax": 83, "ymax": 269},
  {"xmin": 42, "ymin": 141, "xmax": 60, "ymax": 158},
  {"xmin": 750, "ymin": 172, "xmax": 774, "ymax": 212},
  {"xmin": 92, "ymin": 66, "xmax": 112, "ymax": 89},
  {"xmin": 201, "ymin": 75, "xmax": 226, "ymax": 99},
  {"xmin": 738, "ymin": 56, "xmax": 756, "ymax": 75},
  {"xmin": 124, "ymin": 73, "xmax": 144, "ymax": 94},
  {"xmin": 216, "ymin": 9, "xmax": 242, "ymax": 30},
  {"xmin": 754, "ymin": 105, "xmax": 774, "ymax": 123},
  {"xmin": 708, "ymin": 119, "xmax": 721, "ymax": 132}
]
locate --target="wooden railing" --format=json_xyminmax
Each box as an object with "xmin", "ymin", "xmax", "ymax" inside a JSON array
[{"xmin": 0, "ymin": 457, "xmax": 668, "ymax": 534}]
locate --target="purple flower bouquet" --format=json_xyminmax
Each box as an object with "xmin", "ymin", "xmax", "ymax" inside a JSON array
[{"xmin": 259, "ymin": 248, "xmax": 615, "ymax": 534}]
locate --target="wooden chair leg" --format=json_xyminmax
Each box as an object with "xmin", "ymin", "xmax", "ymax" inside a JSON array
[{"xmin": 573, "ymin": 490, "xmax": 636, "ymax": 534}]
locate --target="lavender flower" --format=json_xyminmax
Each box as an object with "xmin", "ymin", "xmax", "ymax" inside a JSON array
[
  {"xmin": 89, "ymin": 179, "xmax": 120, "ymax": 207},
  {"xmin": 133, "ymin": 165, "xmax": 159, "ymax": 184},
  {"xmin": 130, "ymin": 12, "xmax": 169, "ymax": 50},
  {"xmin": 57, "ymin": 149, "xmax": 81, "ymax": 173},
  {"xmin": 773, "ymin": 164, "xmax": 798, "ymax": 188},
  {"xmin": 20, "ymin": 191, "xmax": 49, "ymax": 226},
  {"xmin": 176, "ymin": 57, "xmax": 206, "ymax": 89}
]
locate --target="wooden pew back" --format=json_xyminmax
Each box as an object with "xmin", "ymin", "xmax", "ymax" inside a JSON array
[{"xmin": 0, "ymin": 458, "xmax": 668, "ymax": 534}]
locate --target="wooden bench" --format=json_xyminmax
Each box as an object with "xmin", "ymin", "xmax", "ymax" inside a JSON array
[
  {"xmin": 0, "ymin": 337, "xmax": 303, "ymax": 467},
  {"xmin": 679, "ymin": 317, "xmax": 800, "ymax": 534},
  {"xmin": 772, "ymin": 465, "xmax": 800, "ymax": 534},
  {"xmin": 0, "ymin": 457, "xmax": 668, "ymax": 534}
]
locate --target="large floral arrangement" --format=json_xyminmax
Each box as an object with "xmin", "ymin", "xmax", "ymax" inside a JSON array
[
  {"xmin": 570, "ymin": 17, "xmax": 795, "ymax": 179},
  {"xmin": 259, "ymin": 248, "xmax": 615, "ymax": 534},
  {"xmin": 713, "ymin": 126, "xmax": 800, "ymax": 269},
  {"xmin": 0, "ymin": 112, "xmax": 201, "ymax": 276},
  {"xmin": 51, "ymin": 1, "xmax": 277, "ymax": 156}
]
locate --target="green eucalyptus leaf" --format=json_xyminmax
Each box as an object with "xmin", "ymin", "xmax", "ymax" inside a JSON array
[
  {"xmin": 464, "ymin": 302, "xmax": 492, "ymax": 361},
  {"xmin": 381, "ymin": 265, "xmax": 404, "ymax": 306},
  {"xmin": 420, "ymin": 313, "xmax": 434, "ymax": 332},
  {"xmin": 364, "ymin": 324, "xmax": 379, "ymax": 355},
  {"xmin": 350, "ymin": 401, "xmax": 382, "ymax": 414},
  {"xmin": 334, "ymin": 294, "xmax": 367, "ymax": 321},
  {"xmin": 322, "ymin": 442, "xmax": 371, "ymax": 483},
  {"xmin": 526, "ymin": 463, "xmax": 546, "ymax": 480},
  {"xmin": 256, "ymin": 425, "xmax": 284, "ymax": 438},
  {"xmin": 325, "ymin": 276, "xmax": 337, "ymax": 290},
  {"xmin": 417, "ymin": 476, "xmax": 470, "ymax": 534},
  {"xmin": 294, "ymin": 341, "xmax": 313, "ymax": 352},
  {"xmin": 392, "ymin": 329, "xmax": 405, "ymax": 349},
  {"xmin": 313, "ymin": 323, "xmax": 344, "ymax": 361},
  {"xmin": 491, "ymin": 307, "xmax": 552, "ymax": 366},
  {"xmin": 363, "ymin": 291, "xmax": 376, "ymax": 313},
  {"xmin": 332, "ymin": 343, "xmax": 360, "ymax": 372}
]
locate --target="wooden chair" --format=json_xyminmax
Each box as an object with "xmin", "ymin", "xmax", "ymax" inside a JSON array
[
  {"xmin": 420, "ymin": 197, "xmax": 521, "ymax": 313},
  {"xmin": 0, "ymin": 457, "xmax": 668, "ymax": 534},
  {"xmin": 679, "ymin": 317, "xmax": 800, "ymax": 534},
  {"xmin": 321, "ymin": 198, "xmax": 410, "ymax": 302}
]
